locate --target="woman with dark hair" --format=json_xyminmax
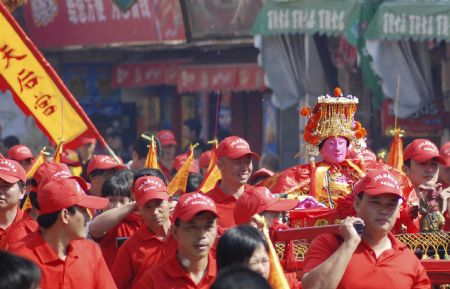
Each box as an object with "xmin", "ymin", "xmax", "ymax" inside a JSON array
[
  {"xmin": 210, "ymin": 266, "xmax": 272, "ymax": 289},
  {"xmin": 216, "ymin": 225, "xmax": 270, "ymax": 279},
  {"xmin": 0, "ymin": 250, "xmax": 41, "ymax": 289}
]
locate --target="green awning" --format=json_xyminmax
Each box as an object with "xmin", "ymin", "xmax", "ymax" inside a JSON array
[
  {"xmin": 365, "ymin": 0, "xmax": 450, "ymax": 42},
  {"xmin": 251, "ymin": 0, "xmax": 379, "ymax": 45}
]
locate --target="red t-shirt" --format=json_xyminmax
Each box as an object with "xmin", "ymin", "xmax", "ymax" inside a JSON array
[
  {"xmin": 131, "ymin": 252, "xmax": 217, "ymax": 289},
  {"xmin": 0, "ymin": 207, "xmax": 24, "ymax": 244},
  {"xmin": 111, "ymin": 225, "xmax": 177, "ymax": 289},
  {"xmin": 207, "ymin": 183, "xmax": 256, "ymax": 228},
  {"xmin": 0, "ymin": 212, "xmax": 38, "ymax": 250},
  {"xmin": 9, "ymin": 231, "xmax": 117, "ymax": 289},
  {"xmin": 93, "ymin": 211, "xmax": 143, "ymax": 269},
  {"xmin": 303, "ymin": 233, "xmax": 430, "ymax": 289}
]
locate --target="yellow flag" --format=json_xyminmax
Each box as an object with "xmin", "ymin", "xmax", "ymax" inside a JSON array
[
  {"xmin": 254, "ymin": 214, "xmax": 290, "ymax": 289},
  {"xmin": 0, "ymin": 3, "xmax": 105, "ymax": 150},
  {"xmin": 167, "ymin": 145, "xmax": 196, "ymax": 196},
  {"xmin": 199, "ymin": 140, "xmax": 221, "ymax": 193},
  {"xmin": 53, "ymin": 142, "xmax": 63, "ymax": 163},
  {"xmin": 144, "ymin": 135, "xmax": 159, "ymax": 169},
  {"xmin": 26, "ymin": 148, "xmax": 46, "ymax": 178},
  {"xmin": 386, "ymin": 129, "xmax": 404, "ymax": 171}
]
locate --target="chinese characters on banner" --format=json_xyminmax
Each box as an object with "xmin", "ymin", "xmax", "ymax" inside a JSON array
[
  {"xmin": 24, "ymin": 0, "xmax": 186, "ymax": 48},
  {"xmin": 0, "ymin": 2, "xmax": 103, "ymax": 149}
]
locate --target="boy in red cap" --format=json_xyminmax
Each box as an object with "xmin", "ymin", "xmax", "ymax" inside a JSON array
[
  {"xmin": 89, "ymin": 173, "xmax": 142, "ymax": 269},
  {"xmin": 157, "ymin": 130, "xmax": 178, "ymax": 180},
  {"xmin": 10, "ymin": 178, "xmax": 117, "ymax": 289},
  {"xmin": 302, "ymin": 169, "xmax": 430, "ymax": 289},
  {"xmin": 207, "ymin": 136, "xmax": 259, "ymax": 228},
  {"xmin": 0, "ymin": 158, "xmax": 27, "ymax": 245},
  {"xmin": 111, "ymin": 175, "xmax": 176, "ymax": 289},
  {"xmin": 132, "ymin": 192, "xmax": 218, "ymax": 289},
  {"xmin": 234, "ymin": 186, "xmax": 297, "ymax": 227},
  {"xmin": 402, "ymin": 139, "xmax": 448, "ymax": 232},
  {"xmin": 87, "ymin": 155, "xmax": 126, "ymax": 196},
  {"xmin": 7, "ymin": 144, "xmax": 34, "ymax": 171}
]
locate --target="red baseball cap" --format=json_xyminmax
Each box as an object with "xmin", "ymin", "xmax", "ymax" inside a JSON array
[
  {"xmin": 157, "ymin": 130, "xmax": 177, "ymax": 146},
  {"xmin": 7, "ymin": 145, "xmax": 34, "ymax": 161},
  {"xmin": 199, "ymin": 150, "xmax": 213, "ymax": 170},
  {"xmin": 353, "ymin": 169, "xmax": 403, "ymax": 199},
  {"xmin": 173, "ymin": 153, "xmax": 199, "ymax": 173},
  {"xmin": 133, "ymin": 176, "xmax": 169, "ymax": 207},
  {"xmin": 440, "ymin": 142, "xmax": 450, "ymax": 167},
  {"xmin": 38, "ymin": 178, "xmax": 108, "ymax": 215},
  {"xmin": 234, "ymin": 187, "xmax": 298, "ymax": 225},
  {"xmin": 248, "ymin": 168, "xmax": 274, "ymax": 185},
  {"xmin": 403, "ymin": 139, "xmax": 445, "ymax": 164},
  {"xmin": 87, "ymin": 155, "xmax": 126, "ymax": 176},
  {"xmin": 60, "ymin": 149, "xmax": 81, "ymax": 166},
  {"xmin": 172, "ymin": 192, "xmax": 218, "ymax": 223},
  {"xmin": 216, "ymin": 136, "xmax": 259, "ymax": 160},
  {"xmin": 0, "ymin": 158, "xmax": 26, "ymax": 183},
  {"xmin": 80, "ymin": 137, "xmax": 97, "ymax": 145},
  {"xmin": 33, "ymin": 162, "xmax": 91, "ymax": 192}
]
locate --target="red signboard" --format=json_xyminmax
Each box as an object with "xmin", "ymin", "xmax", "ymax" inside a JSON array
[
  {"xmin": 112, "ymin": 61, "xmax": 184, "ymax": 88},
  {"xmin": 381, "ymin": 99, "xmax": 448, "ymax": 137},
  {"xmin": 177, "ymin": 64, "xmax": 265, "ymax": 93},
  {"xmin": 23, "ymin": 0, "xmax": 186, "ymax": 48}
]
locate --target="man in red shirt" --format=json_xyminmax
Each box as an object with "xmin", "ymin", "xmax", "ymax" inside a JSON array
[
  {"xmin": 132, "ymin": 192, "xmax": 218, "ymax": 289},
  {"xmin": 302, "ymin": 169, "xmax": 430, "ymax": 289},
  {"xmin": 10, "ymin": 178, "xmax": 117, "ymax": 289},
  {"xmin": 87, "ymin": 155, "xmax": 126, "ymax": 196},
  {"xmin": 207, "ymin": 136, "xmax": 259, "ymax": 228},
  {"xmin": 0, "ymin": 158, "xmax": 27, "ymax": 245},
  {"xmin": 7, "ymin": 144, "xmax": 34, "ymax": 172},
  {"xmin": 111, "ymin": 175, "xmax": 175, "ymax": 289},
  {"xmin": 0, "ymin": 162, "xmax": 75, "ymax": 249},
  {"xmin": 403, "ymin": 139, "xmax": 447, "ymax": 232},
  {"xmin": 157, "ymin": 130, "xmax": 178, "ymax": 181}
]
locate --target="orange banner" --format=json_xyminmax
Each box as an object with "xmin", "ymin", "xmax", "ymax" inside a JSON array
[{"xmin": 0, "ymin": 2, "xmax": 104, "ymax": 149}]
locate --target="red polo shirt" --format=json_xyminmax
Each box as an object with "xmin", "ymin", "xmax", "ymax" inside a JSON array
[
  {"xmin": 9, "ymin": 231, "xmax": 117, "ymax": 289},
  {"xmin": 111, "ymin": 225, "xmax": 177, "ymax": 289},
  {"xmin": 207, "ymin": 183, "xmax": 256, "ymax": 228},
  {"xmin": 0, "ymin": 212, "xmax": 38, "ymax": 250},
  {"xmin": 303, "ymin": 232, "xmax": 430, "ymax": 289},
  {"xmin": 158, "ymin": 161, "xmax": 172, "ymax": 181},
  {"xmin": 93, "ymin": 211, "xmax": 143, "ymax": 269},
  {"xmin": 131, "ymin": 251, "xmax": 217, "ymax": 289},
  {"xmin": 0, "ymin": 207, "xmax": 24, "ymax": 244}
]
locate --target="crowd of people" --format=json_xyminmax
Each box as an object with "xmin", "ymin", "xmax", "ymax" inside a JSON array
[{"xmin": 0, "ymin": 89, "xmax": 449, "ymax": 289}]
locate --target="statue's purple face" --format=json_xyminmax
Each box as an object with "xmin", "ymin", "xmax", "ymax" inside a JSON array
[{"xmin": 319, "ymin": 136, "xmax": 348, "ymax": 164}]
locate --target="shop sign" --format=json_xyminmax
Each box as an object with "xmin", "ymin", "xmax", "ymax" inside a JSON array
[
  {"xmin": 23, "ymin": 0, "xmax": 186, "ymax": 48},
  {"xmin": 112, "ymin": 62, "xmax": 180, "ymax": 88},
  {"xmin": 177, "ymin": 64, "xmax": 265, "ymax": 93},
  {"xmin": 381, "ymin": 99, "xmax": 448, "ymax": 137}
]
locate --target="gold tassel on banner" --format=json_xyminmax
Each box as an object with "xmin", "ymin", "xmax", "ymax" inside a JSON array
[
  {"xmin": 386, "ymin": 76, "xmax": 404, "ymax": 171},
  {"xmin": 167, "ymin": 144, "xmax": 198, "ymax": 196},
  {"xmin": 199, "ymin": 139, "xmax": 221, "ymax": 193},
  {"xmin": 142, "ymin": 134, "xmax": 159, "ymax": 169}
]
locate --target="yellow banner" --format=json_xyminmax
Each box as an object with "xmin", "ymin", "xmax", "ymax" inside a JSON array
[{"xmin": 0, "ymin": 12, "xmax": 88, "ymax": 144}]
